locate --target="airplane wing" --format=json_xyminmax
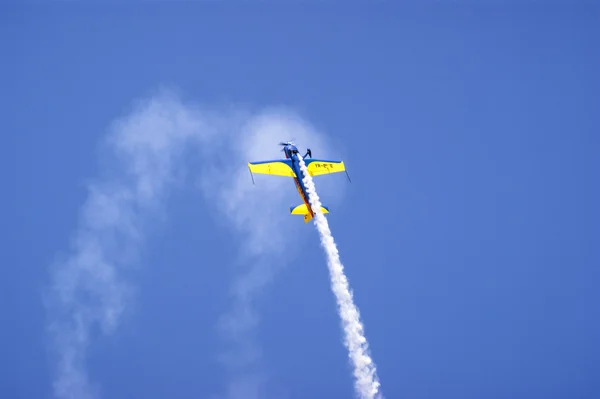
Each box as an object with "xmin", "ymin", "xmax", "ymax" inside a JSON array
[
  {"xmin": 304, "ymin": 159, "xmax": 346, "ymax": 177},
  {"xmin": 248, "ymin": 159, "xmax": 296, "ymax": 177}
]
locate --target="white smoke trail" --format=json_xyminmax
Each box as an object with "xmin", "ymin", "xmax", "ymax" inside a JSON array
[
  {"xmin": 44, "ymin": 92, "xmax": 211, "ymax": 399},
  {"xmin": 298, "ymin": 157, "xmax": 383, "ymax": 399}
]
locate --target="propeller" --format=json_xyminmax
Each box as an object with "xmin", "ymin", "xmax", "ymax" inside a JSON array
[{"xmin": 279, "ymin": 139, "xmax": 295, "ymax": 153}]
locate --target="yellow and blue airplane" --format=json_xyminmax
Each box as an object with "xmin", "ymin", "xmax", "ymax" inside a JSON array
[{"xmin": 248, "ymin": 141, "xmax": 350, "ymax": 223}]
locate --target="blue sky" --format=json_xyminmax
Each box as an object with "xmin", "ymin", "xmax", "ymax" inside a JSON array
[{"xmin": 3, "ymin": 2, "xmax": 599, "ymax": 399}]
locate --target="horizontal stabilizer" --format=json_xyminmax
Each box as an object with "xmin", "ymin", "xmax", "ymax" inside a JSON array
[{"xmin": 290, "ymin": 203, "xmax": 329, "ymax": 223}]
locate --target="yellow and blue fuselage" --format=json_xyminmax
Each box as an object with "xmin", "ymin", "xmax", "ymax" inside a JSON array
[{"xmin": 287, "ymin": 148, "xmax": 318, "ymax": 220}]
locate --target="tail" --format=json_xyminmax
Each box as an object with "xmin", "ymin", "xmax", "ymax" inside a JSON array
[{"xmin": 290, "ymin": 203, "xmax": 329, "ymax": 223}]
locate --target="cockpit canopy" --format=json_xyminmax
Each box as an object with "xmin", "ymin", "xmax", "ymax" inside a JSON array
[{"xmin": 283, "ymin": 144, "xmax": 299, "ymax": 158}]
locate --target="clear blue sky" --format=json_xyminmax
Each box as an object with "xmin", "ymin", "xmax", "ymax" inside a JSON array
[{"xmin": 3, "ymin": 3, "xmax": 599, "ymax": 399}]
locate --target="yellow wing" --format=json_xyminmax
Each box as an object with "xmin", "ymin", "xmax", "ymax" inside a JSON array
[
  {"xmin": 305, "ymin": 159, "xmax": 346, "ymax": 177},
  {"xmin": 248, "ymin": 160, "xmax": 296, "ymax": 177}
]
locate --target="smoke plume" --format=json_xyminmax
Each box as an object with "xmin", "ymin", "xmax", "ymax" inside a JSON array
[{"xmin": 298, "ymin": 157, "xmax": 383, "ymax": 399}]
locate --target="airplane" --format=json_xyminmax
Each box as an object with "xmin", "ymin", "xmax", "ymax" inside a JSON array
[{"xmin": 248, "ymin": 141, "xmax": 350, "ymax": 223}]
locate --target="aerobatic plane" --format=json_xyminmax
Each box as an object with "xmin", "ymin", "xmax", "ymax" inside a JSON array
[{"xmin": 248, "ymin": 141, "xmax": 350, "ymax": 223}]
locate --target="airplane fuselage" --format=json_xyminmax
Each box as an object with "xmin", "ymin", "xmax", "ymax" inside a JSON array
[{"xmin": 284, "ymin": 146, "xmax": 314, "ymax": 218}]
